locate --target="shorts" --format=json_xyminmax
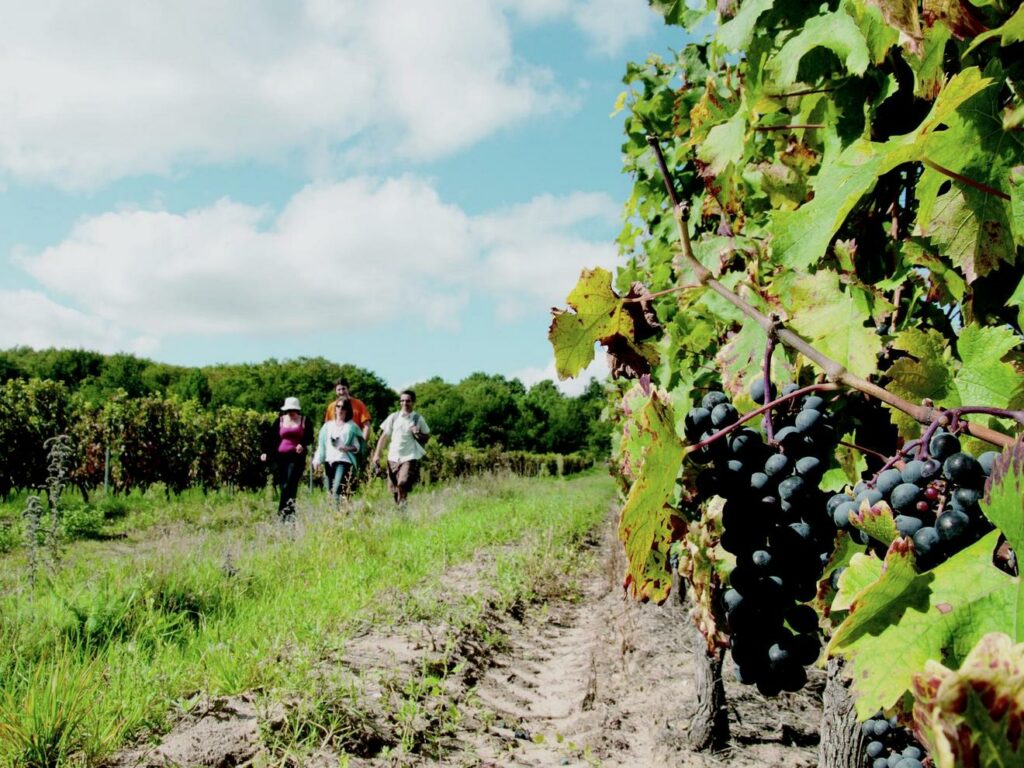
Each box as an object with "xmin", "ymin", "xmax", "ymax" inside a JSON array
[{"xmin": 387, "ymin": 460, "xmax": 420, "ymax": 493}]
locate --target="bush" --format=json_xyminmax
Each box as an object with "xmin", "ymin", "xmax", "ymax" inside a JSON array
[
  {"xmin": 0, "ymin": 520, "xmax": 17, "ymax": 554},
  {"xmin": 61, "ymin": 506, "xmax": 106, "ymax": 541}
]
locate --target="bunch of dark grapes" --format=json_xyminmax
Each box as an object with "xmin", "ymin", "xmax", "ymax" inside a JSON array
[
  {"xmin": 861, "ymin": 712, "xmax": 926, "ymax": 768},
  {"xmin": 684, "ymin": 383, "xmax": 839, "ymax": 696},
  {"xmin": 828, "ymin": 430, "xmax": 998, "ymax": 568}
]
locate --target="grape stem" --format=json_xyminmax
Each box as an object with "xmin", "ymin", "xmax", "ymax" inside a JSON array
[
  {"xmin": 752, "ymin": 123, "xmax": 825, "ymax": 131},
  {"xmin": 838, "ymin": 440, "xmax": 889, "ymax": 463},
  {"xmin": 761, "ymin": 322, "xmax": 779, "ymax": 442},
  {"xmin": 645, "ymin": 136, "xmax": 1017, "ymax": 450},
  {"xmin": 684, "ymin": 383, "xmax": 840, "ymax": 455},
  {"xmin": 867, "ymin": 439, "xmax": 923, "ymax": 487},
  {"xmin": 922, "ymin": 159, "xmax": 1011, "ymax": 202}
]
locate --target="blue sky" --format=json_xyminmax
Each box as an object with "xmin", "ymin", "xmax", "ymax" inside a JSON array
[{"xmin": 1, "ymin": 1, "xmax": 683, "ymax": 393}]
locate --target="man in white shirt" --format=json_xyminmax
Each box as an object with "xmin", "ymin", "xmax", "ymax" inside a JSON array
[{"xmin": 370, "ymin": 389, "xmax": 430, "ymax": 504}]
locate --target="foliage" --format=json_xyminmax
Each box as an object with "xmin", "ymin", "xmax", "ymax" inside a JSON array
[{"xmin": 550, "ymin": 0, "xmax": 1024, "ymax": 753}]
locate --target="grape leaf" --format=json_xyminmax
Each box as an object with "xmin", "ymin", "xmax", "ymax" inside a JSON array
[
  {"xmin": 831, "ymin": 546, "xmax": 884, "ymax": 613},
  {"xmin": 821, "ymin": 436, "xmax": 868, "ymax": 492},
  {"xmin": 912, "ymin": 632, "xmax": 1024, "ymax": 768},
  {"xmin": 828, "ymin": 531, "xmax": 1020, "ymax": 717},
  {"xmin": 1011, "ymin": 165, "xmax": 1024, "ymax": 248},
  {"xmin": 618, "ymin": 392, "xmax": 687, "ymax": 604},
  {"xmin": 716, "ymin": 0, "xmax": 774, "ymax": 51},
  {"xmin": 785, "ymin": 270, "xmax": 883, "ymax": 378},
  {"xmin": 549, "ymin": 267, "xmax": 657, "ymax": 379},
  {"xmin": 768, "ymin": 8, "xmax": 870, "ymax": 87},
  {"xmin": 922, "ymin": 185, "xmax": 1015, "ymax": 284},
  {"xmin": 884, "ymin": 327, "xmax": 958, "ymax": 437},
  {"xmin": 953, "ymin": 324, "xmax": 1023, "ymax": 410},
  {"xmin": 982, "ymin": 440, "xmax": 1024, "ymax": 640},
  {"xmin": 862, "ymin": 0, "xmax": 920, "ymax": 44},
  {"xmin": 845, "ymin": 0, "xmax": 900, "ymax": 63},
  {"xmin": 772, "ymin": 68, "xmax": 992, "ymax": 270},
  {"xmin": 908, "ymin": 21, "xmax": 952, "ymax": 98},
  {"xmin": 698, "ymin": 110, "xmax": 747, "ymax": 177},
  {"xmin": 915, "ymin": 62, "xmax": 1021, "ymax": 283},
  {"xmin": 1008, "ymin": 273, "xmax": 1024, "ymax": 331},
  {"xmin": 966, "ymin": 4, "xmax": 1024, "ymax": 51},
  {"xmin": 850, "ymin": 499, "xmax": 900, "ymax": 545}
]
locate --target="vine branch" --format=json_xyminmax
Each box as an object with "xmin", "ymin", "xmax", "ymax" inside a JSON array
[{"xmin": 645, "ymin": 136, "xmax": 1016, "ymax": 450}]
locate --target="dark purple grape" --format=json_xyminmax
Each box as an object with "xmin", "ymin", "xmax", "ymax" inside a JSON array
[
  {"xmin": 778, "ymin": 476, "xmax": 806, "ymax": 501},
  {"xmin": 834, "ymin": 501, "xmax": 858, "ymax": 528},
  {"xmin": 684, "ymin": 407, "xmax": 711, "ymax": 441},
  {"xmin": 929, "ymin": 432, "xmax": 961, "ymax": 460},
  {"xmin": 794, "ymin": 409, "xmax": 822, "ymax": 434},
  {"xmin": 856, "ymin": 488, "xmax": 884, "ymax": 507},
  {"xmin": 795, "ymin": 455, "xmax": 823, "ymax": 479},
  {"xmin": 801, "ymin": 395, "xmax": 825, "ymax": 411},
  {"xmin": 943, "ymin": 452, "xmax": 983, "ymax": 488},
  {"xmin": 749, "ymin": 377, "xmax": 767, "ymax": 404},
  {"xmin": 901, "ymin": 460, "xmax": 925, "ymax": 485},
  {"xmin": 750, "ymin": 471, "xmax": 771, "ymax": 493},
  {"xmin": 752, "ymin": 549, "xmax": 773, "ymax": 569},
  {"xmin": 890, "ymin": 483, "xmax": 921, "ymax": 511},
  {"xmin": 936, "ymin": 509, "xmax": 970, "ymax": 542},
  {"xmin": 723, "ymin": 588, "xmax": 743, "ymax": 612},
  {"xmin": 702, "ymin": 391, "xmax": 729, "ymax": 410},
  {"xmin": 978, "ymin": 451, "xmax": 1000, "ymax": 476},
  {"xmin": 920, "ymin": 458, "xmax": 942, "ymax": 480},
  {"xmin": 952, "ymin": 486, "xmax": 981, "ymax": 510},
  {"xmin": 764, "ymin": 453, "xmax": 792, "ymax": 477},
  {"xmin": 895, "ymin": 515, "xmax": 923, "ymax": 537},
  {"xmin": 711, "ymin": 402, "xmax": 739, "ymax": 428},
  {"xmin": 875, "ymin": 469, "xmax": 903, "ymax": 496},
  {"xmin": 912, "ymin": 526, "xmax": 941, "ymax": 558}
]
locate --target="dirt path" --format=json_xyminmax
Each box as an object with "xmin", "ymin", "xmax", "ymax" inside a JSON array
[{"xmin": 110, "ymin": 513, "xmax": 822, "ymax": 767}]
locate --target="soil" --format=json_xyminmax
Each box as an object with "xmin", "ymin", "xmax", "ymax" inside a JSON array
[{"xmin": 108, "ymin": 515, "xmax": 823, "ymax": 768}]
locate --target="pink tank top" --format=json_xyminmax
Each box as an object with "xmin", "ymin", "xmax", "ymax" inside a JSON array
[{"xmin": 278, "ymin": 417, "xmax": 304, "ymax": 454}]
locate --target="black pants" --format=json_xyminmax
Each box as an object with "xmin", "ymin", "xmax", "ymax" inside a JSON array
[{"xmin": 275, "ymin": 456, "xmax": 305, "ymax": 518}]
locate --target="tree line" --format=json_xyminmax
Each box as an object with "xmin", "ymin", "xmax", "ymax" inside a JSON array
[{"xmin": 0, "ymin": 348, "xmax": 610, "ymax": 495}]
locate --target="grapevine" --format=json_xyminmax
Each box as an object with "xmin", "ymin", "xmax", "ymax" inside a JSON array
[{"xmin": 551, "ymin": 1, "xmax": 1024, "ymax": 763}]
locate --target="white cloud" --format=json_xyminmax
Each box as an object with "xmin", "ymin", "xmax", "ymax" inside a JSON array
[
  {"xmin": 506, "ymin": 0, "xmax": 656, "ymax": 55},
  {"xmin": 473, "ymin": 192, "xmax": 620, "ymax": 320},
  {"xmin": 15, "ymin": 176, "xmax": 619, "ymax": 342},
  {"xmin": 0, "ymin": 0, "xmax": 637, "ymax": 187},
  {"xmin": 512, "ymin": 353, "xmax": 606, "ymax": 396},
  {"xmin": 0, "ymin": 289, "xmax": 156, "ymax": 354}
]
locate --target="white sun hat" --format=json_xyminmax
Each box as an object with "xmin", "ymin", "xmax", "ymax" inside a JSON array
[{"xmin": 280, "ymin": 396, "xmax": 302, "ymax": 412}]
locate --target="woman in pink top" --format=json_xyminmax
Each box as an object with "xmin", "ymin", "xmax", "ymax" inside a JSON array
[{"xmin": 260, "ymin": 396, "xmax": 314, "ymax": 520}]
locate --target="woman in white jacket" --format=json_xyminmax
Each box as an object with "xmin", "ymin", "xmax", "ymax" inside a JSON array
[{"xmin": 313, "ymin": 398, "xmax": 363, "ymax": 504}]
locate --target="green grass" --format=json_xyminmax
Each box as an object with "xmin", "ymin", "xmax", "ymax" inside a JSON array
[{"xmin": 0, "ymin": 472, "xmax": 613, "ymax": 766}]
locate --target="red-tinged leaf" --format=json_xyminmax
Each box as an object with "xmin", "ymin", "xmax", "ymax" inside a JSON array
[
  {"xmin": 912, "ymin": 632, "xmax": 1024, "ymax": 768},
  {"xmin": 618, "ymin": 391, "xmax": 687, "ymax": 604}
]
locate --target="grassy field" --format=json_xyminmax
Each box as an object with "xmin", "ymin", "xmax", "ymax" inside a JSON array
[{"xmin": 0, "ymin": 472, "xmax": 614, "ymax": 767}]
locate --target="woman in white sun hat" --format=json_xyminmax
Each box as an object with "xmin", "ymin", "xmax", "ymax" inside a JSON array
[{"xmin": 260, "ymin": 396, "xmax": 314, "ymax": 520}]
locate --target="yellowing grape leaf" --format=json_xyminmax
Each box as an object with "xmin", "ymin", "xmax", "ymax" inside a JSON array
[
  {"xmin": 850, "ymin": 499, "xmax": 900, "ymax": 545},
  {"xmin": 549, "ymin": 268, "xmax": 658, "ymax": 380},
  {"xmin": 828, "ymin": 532, "xmax": 1018, "ymax": 717},
  {"xmin": 786, "ymin": 270, "xmax": 883, "ymax": 379},
  {"xmin": 885, "ymin": 327, "xmax": 958, "ymax": 437},
  {"xmin": 832, "ymin": 549, "xmax": 884, "ymax": 613},
  {"xmin": 912, "ymin": 632, "xmax": 1024, "ymax": 768},
  {"xmin": 618, "ymin": 392, "xmax": 687, "ymax": 604}
]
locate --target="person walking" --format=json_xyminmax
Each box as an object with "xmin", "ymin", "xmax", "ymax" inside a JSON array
[
  {"xmin": 312, "ymin": 398, "xmax": 363, "ymax": 505},
  {"xmin": 323, "ymin": 378, "xmax": 372, "ymax": 441},
  {"xmin": 260, "ymin": 396, "xmax": 314, "ymax": 520},
  {"xmin": 370, "ymin": 389, "xmax": 430, "ymax": 505}
]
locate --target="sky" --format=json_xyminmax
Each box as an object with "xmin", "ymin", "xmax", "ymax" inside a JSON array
[{"xmin": 0, "ymin": 1, "xmax": 684, "ymax": 394}]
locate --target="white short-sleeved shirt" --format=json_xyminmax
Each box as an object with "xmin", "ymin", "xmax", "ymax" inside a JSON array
[{"xmin": 380, "ymin": 411, "xmax": 429, "ymax": 462}]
